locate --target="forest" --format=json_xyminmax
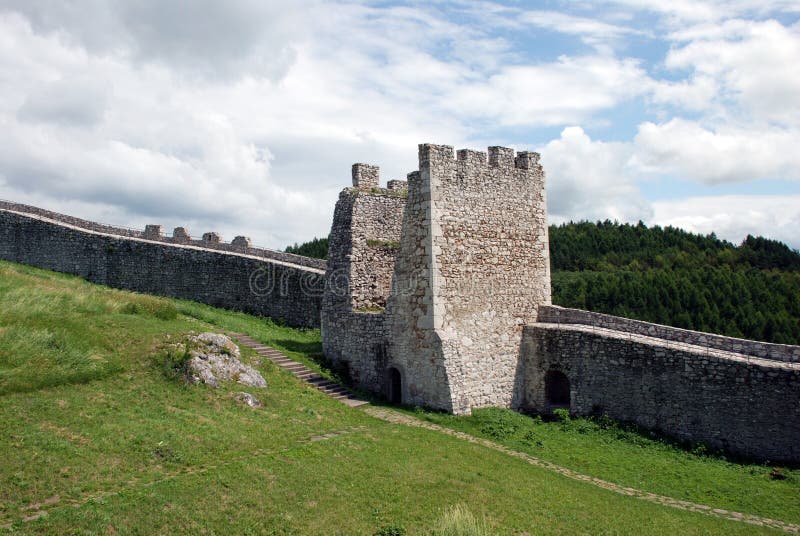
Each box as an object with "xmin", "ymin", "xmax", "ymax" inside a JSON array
[{"xmin": 286, "ymin": 221, "xmax": 800, "ymax": 344}]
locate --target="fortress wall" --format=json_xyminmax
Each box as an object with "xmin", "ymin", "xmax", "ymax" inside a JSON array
[
  {"xmin": 386, "ymin": 165, "xmax": 455, "ymax": 410},
  {"xmin": 0, "ymin": 200, "xmax": 326, "ymax": 271},
  {"xmin": 522, "ymin": 324, "xmax": 800, "ymax": 462},
  {"xmin": 386, "ymin": 144, "xmax": 551, "ymax": 413},
  {"xmin": 539, "ymin": 305, "xmax": 800, "ymax": 363},
  {"xmin": 0, "ymin": 209, "xmax": 324, "ymax": 328},
  {"xmin": 321, "ymin": 166, "xmax": 406, "ymax": 389}
]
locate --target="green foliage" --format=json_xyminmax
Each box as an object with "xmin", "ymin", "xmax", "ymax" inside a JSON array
[
  {"xmin": 285, "ymin": 236, "xmax": 329, "ymax": 259},
  {"xmin": 154, "ymin": 341, "xmax": 192, "ymax": 381},
  {"xmin": 374, "ymin": 525, "xmax": 406, "ymax": 536},
  {"xmin": 550, "ymin": 221, "xmax": 800, "ymax": 344},
  {"xmin": 553, "ymin": 408, "xmax": 571, "ymax": 424},
  {"xmin": 478, "ymin": 410, "xmax": 519, "ymax": 440}
]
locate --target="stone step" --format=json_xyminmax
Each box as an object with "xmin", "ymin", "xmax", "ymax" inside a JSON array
[
  {"xmin": 343, "ymin": 398, "xmax": 369, "ymax": 408},
  {"xmin": 322, "ymin": 387, "xmax": 350, "ymax": 396},
  {"xmin": 309, "ymin": 379, "xmax": 336, "ymax": 388},
  {"xmin": 229, "ymin": 332, "xmax": 369, "ymax": 408},
  {"xmin": 296, "ymin": 373, "xmax": 322, "ymax": 382}
]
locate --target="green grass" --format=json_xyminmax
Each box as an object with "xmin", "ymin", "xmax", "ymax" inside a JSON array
[
  {"xmin": 406, "ymin": 406, "xmax": 800, "ymax": 525},
  {"xmin": 0, "ymin": 259, "xmax": 794, "ymax": 534}
]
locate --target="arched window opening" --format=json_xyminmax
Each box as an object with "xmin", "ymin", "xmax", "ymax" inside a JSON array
[
  {"xmin": 545, "ymin": 370, "xmax": 570, "ymax": 408},
  {"xmin": 387, "ymin": 367, "xmax": 402, "ymax": 404}
]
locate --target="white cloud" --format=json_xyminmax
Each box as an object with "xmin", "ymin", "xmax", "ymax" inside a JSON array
[
  {"xmin": 517, "ymin": 10, "xmax": 646, "ymax": 52},
  {"xmin": 17, "ymin": 76, "xmax": 110, "ymax": 127},
  {"xmin": 447, "ymin": 55, "xmax": 648, "ymax": 127},
  {"xmin": 540, "ymin": 126, "xmax": 651, "ymax": 223},
  {"xmin": 0, "ymin": 0, "xmax": 315, "ymax": 81},
  {"xmin": 634, "ymin": 119, "xmax": 800, "ymax": 183},
  {"xmin": 664, "ymin": 19, "xmax": 800, "ymax": 125},
  {"xmin": 652, "ymin": 195, "xmax": 800, "ymax": 249},
  {"xmin": 597, "ymin": 0, "xmax": 800, "ymax": 24},
  {"xmin": 0, "ymin": 0, "xmax": 798, "ymax": 253}
]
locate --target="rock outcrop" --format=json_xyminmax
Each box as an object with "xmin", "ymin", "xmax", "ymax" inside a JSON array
[{"xmin": 186, "ymin": 333, "xmax": 267, "ymax": 389}]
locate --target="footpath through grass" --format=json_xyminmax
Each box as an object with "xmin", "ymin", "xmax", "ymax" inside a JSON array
[
  {"xmin": 0, "ymin": 260, "xmax": 795, "ymax": 534},
  {"xmin": 404, "ymin": 406, "xmax": 800, "ymax": 526}
]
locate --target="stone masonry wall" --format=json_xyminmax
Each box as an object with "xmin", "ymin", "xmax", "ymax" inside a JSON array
[
  {"xmin": 321, "ymin": 165, "xmax": 406, "ymax": 390},
  {"xmin": 538, "ymin": 305, "xmax": 800, "ymax": 363},
  {"xmin": 0, "ymin": 200, "xmax": 326, "ymax": 271},
  {"xmin": 0, "ymin": 209, "xmax": 324, "ymax": 328},
  {"xmin": 521, "ymin": 323, "xmax": 800, "ymax": 462},
  {"xmin": 386, "ymin": 144, "xmax": 551, "ymax": 413}
]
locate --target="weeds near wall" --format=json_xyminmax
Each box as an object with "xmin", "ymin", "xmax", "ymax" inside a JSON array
[{"xmin": 121, "ymin": 298, "xmax": 178, "ymax": 321}]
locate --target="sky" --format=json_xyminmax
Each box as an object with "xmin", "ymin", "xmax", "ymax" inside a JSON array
[{"xmin": 0, "ymin": 0, "xmax": 799, "ymax": 250}]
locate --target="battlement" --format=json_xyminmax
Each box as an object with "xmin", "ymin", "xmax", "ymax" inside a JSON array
[
  {"xmin": 386, "ymin": 180, "xmax": 407, "ymax": 191},
  {"xmin": 418, "ymin": 144, "xmax": 543, "ymax": 172},
  {"xmin": 202, "ymin": 232, "xmax": 222, "ymax": 244},
  {"xmin": 0, "ymin": 200, "xmax": 326, "ymax": 271},
  {"xmin": 231, "ymin": 236, "xmax": 252, "ymax": 250},
  {"xmin": 143, "ymin": 224, "xmax": 163, "ymax": 240},
  {"xmin": 352, "ymin": 163, "xmax": 380, "ymax": 189},
  {"xmin": 172, "ymin": 227, "xmax": 191, "ymax": 243}
]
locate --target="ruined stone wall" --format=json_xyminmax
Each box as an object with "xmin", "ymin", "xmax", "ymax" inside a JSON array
[
  {"xmin": 539, "ymin": 305, "xmax": 800, "ymax": 363},
  {"xmin": 386, "ymin": 144, "xmax": 551, "ymax": 413},
  {"xmin": 0, "ymin": 209, "xmax": 324, "ymax": 328},
  {"xmin": 0, "ymin": 200, "xmax": 326, "ymax": 271},
  {"xmin": 521, "ymin": 323, "xmax": 800, "ymax": 462},
  {"xmin": 320, "ymin": 165, "xmax": 406, "ymax": 389}
]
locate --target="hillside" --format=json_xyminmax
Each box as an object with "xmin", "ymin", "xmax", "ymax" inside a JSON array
[
  {"xmin": 286, "ymin": 223, "xmax": 800, "ymax": 344},
  {"xmin": 1, "ymin": 260, "xmax": 799, "ymax": 533},
  {"xmin": 549, "ymin": 221, "xmax": 800, "ymax": 344}
]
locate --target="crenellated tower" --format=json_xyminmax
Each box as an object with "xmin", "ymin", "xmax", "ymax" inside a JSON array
[{"xmin": 385, "ymin": 144, "xmax": 551, "ymax": 413}]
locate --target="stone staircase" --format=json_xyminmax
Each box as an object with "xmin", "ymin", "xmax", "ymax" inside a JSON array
[{"xmin": 231, "ymin": 333, "xmax": 368, "ymax": 408}]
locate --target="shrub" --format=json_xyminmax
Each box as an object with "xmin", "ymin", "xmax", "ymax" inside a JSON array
[
  {"xmin": 553, "ymin": 408, "xmax": 571, "ymax": 424},
  {"xmin": 374, "ymin": 525, "xmax": 406, "ymax": 536},
  {"xmin": 478, "ymin": 411, "xmax": 519, "ymax": 440},
  {"xmin": 155, "ymin": 343, "xmax": 192, "ymax": 380}
]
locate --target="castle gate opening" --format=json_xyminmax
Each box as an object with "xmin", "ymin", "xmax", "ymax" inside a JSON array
[
  {"xmin": 387, "ymin": 367, "xmax": 402, "ymax": 404},
  {"xmin": 545, "ymin": 370, "xmax": 570, "ymax": 408}
]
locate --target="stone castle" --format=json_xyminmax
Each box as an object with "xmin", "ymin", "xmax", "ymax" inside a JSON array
[{"xmin": 0, "ymin": 142, "xmax": 798, "ymax": 462}]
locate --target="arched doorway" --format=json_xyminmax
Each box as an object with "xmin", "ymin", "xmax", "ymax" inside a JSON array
[
  {"xmin": 545, "ymin": 370, "xmax": 570, "ymax": 408},
  {"xmin": 387, "ymin": 367, "xmax": 402, "ymax": 404}
]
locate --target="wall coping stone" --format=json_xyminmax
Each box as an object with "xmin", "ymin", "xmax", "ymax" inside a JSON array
[
  {"xmin": 0, "ymin": 200, "xmax": 326, "ymax": 271},
  {"xmin": 538, "ymin": 305, "xmax": 800, "ymax": 363},
  {"xmin": 0, "ymin": 206, "xmax": 325, "ymax": 275}
]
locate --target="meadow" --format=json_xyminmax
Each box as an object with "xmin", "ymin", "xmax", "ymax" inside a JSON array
[{"xmin": 0, "ymin": 260, "xmax": 796, "ymax": 534}]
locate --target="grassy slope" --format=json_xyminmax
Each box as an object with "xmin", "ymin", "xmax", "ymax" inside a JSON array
[
  {"xmin": 0, "ymin": 260, "xmax": 793, "ymax": 534},
  {"xmin": 409, "ymin": 407, "xmax": 800, "ymax": 525}
]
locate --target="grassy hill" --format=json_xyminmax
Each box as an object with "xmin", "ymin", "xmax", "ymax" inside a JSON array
[
  {"xmin": 286, "ymin": 223, "xmax": 800, "ymax": 344},
  {"xmin": 0, "ymin": 260, "xmax": 797, "ymax": 534}
]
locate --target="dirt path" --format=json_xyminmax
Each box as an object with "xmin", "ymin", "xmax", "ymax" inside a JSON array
[{"xmin": 364, "ymin": 406, "xmax": 799, "ymax": 534}]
